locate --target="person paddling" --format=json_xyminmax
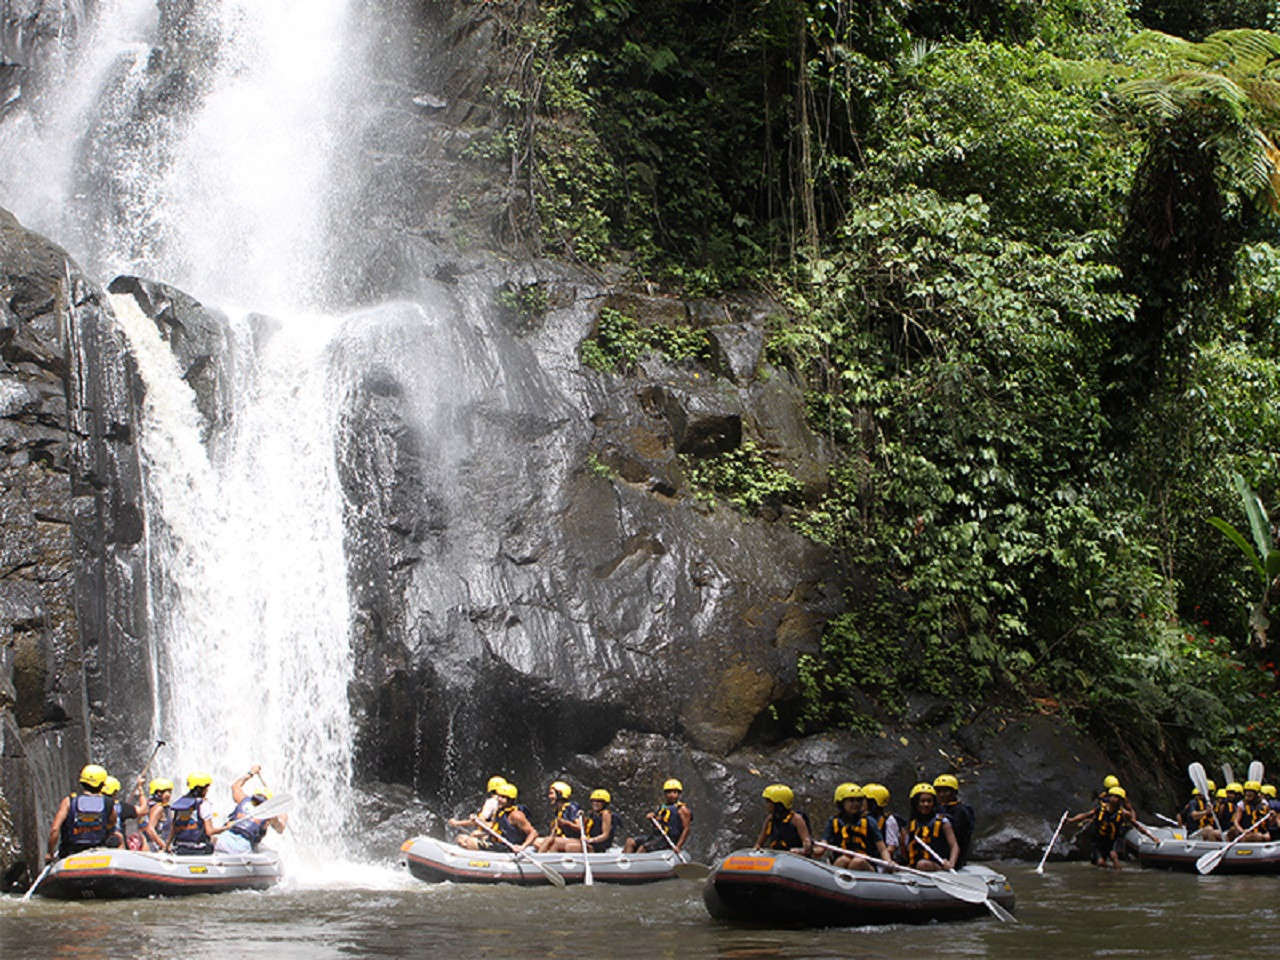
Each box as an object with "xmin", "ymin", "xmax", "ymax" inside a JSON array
[
  {"xmin": 452, "ymin": 775, "xmax": 510, "ymax": 850},
  {"xmin": 45, "ymin": 764, "xmax": 117, "ymax": 863},
  {"xmin": 625, "ymin": 779, "xmax": 693, "ymax": 855},
  {"xmin": 823, "ymin": 783, "xmax": 890, "ymax": 871},
  {"xmin": 212, "ymin": 766, "xmax": 288, "ymax": 854},
  {"xmin": 755, "ymin": 784, "xmax": 813, "ymax": 857},
  {"xmin": 490, "ymin": 782, "xmax": 538, "ymax": 851},
  {"xmin": 553, "ymin": 788, "xmax": 616, "ymax": 853},
  {"xmin": 1231, "ymin": 780, "xmax": 1273, "ymax": 842},
  {"xmin": 900, "ymin": 782, "xmax": 959, "ymax": 872},
  {"xmin": 1180, "ymin": 786, "xmax": 1221, "ymax": 841}
]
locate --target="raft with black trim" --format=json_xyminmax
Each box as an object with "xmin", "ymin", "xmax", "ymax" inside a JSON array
[
  {"xmin": 32, "ymin": 847, "xmax": 283, "ymax": 899},
  {"xmin": 703, "ymin": 848, "xmax": 1015, "ymax": 927},
  {"xmin": 399, "ymin": 836, "xmax": 680, "ymax": 885},
  {"xmin": 1125, "ymin": 825, "xmax": 1280, "ymax": 874}
]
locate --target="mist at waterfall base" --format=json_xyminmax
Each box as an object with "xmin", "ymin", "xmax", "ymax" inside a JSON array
[{"xmin": 0, "ymin": 0, "xmax": 458, "ymax": 874}]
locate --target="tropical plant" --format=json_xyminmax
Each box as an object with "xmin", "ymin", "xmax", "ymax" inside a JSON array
[{"xmin": 1209, "ymin": 473, "xmax": 1280, "ymax": 646}]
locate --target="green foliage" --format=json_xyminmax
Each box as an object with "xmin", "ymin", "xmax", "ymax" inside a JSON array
[
  {"xmin": 866, "ymin": 41, "xmax": 1137, "ymax": 237},
  {"xmin": 498, "ymin": 283, "xmax": 549, "ymax": 321},
  {"xmin": 683, "ymin": 440, "xmax": 801, "ymax": 515},
  {"xmin": 580, "ymin": 307, "xmax": 710, "ymax": 372}
]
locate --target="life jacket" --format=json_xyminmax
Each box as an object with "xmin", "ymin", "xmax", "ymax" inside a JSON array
[
  {"xmin": 905, "ymin": 812, "xmax": 946, "ymax": 867},
  {"xmin": 1094, "ymin": 805, "xmax": 1124, "ymax": 841},
  {"xmin": 170, "ymin": 794, "xmax": 211, "ymax": 851},
  {"xmin": 583, "ymin": 809, "xmax": 614, "ymax": 852},
  {"xmin": 762, "ymin": 809, "xmax": 804, "ymax": 850},
  {"xmin": 495, "ymin": 804, "xmax": 532, "ymax": 845},
  {"xmin": 826, "ymin": 812, "xmax": 874, "ymax": 856},
  {"xmin": 61, "ymin": 793, "xmax": 110, "ymax": 852},
  {"xmin": 1214, "ymin": 798, "xmax": 1235, "ymax": 829},
  {"xmin": 652, "ymin": 801, "xmax": 688, "ymax": 841},
  {"xmin": 228, "ymin": 798, "xmax": 268, "ymax": 846},
  {"xmin": 1240, "ymin": 797, "xmax": 1270, "ymax": 830},
  {"xmin": 550, "ymin": 800, "xmax": 582, "ymax": 838},
  {"xmin": 1184, "ymin": 796, "xmax": 1214, "ymax": 830}
]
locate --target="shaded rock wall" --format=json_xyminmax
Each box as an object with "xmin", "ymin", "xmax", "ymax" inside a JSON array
[{"xmin": 0, "ymin": 207, "xmax": 145, "ymax": 887}]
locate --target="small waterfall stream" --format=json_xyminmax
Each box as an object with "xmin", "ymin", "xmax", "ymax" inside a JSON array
[{"xmin": 0, "ymin": 0, "xmax": 390, "ymax": 864}]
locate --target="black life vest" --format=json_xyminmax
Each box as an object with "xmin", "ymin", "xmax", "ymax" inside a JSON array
[
  {"xmin": 583, "ymin": 809, "xmax": 614, "ymax": 852},
  {"xmin": 905, "ymin": 812, "xmax": 946, "ymax": 867},
  {"xmin": 1184, "ymin": 796, "xmax": 1214, "ymax": 829},
  {"xmin": 170, "ymin": 794, "xmax": 211, "ymax": 851},
  {"xmin": 1094, "ymin": 805, "xmax": 1124, "ymax": 841},
  {"xmin": 495, "ymin": 804, "xmax": 532, "ymax": 845},
  {"xmin": 550, "ymin": 800, "xmax": 582, "ymax": 838},
  {"xmin": 762, "ymin": 810, "xmax": 804, "ymax": 850},
  {"xmin": 1240, "ymin": 797, "xmax": 1270, "ymax": 829},
  {"xmin": 62, "ymin": 793, "xmax": 110, "ymax": 852},
  {"xmin": 652, "ymin": 801, "xmax": 688, "ymax": 842},
  {"xmin": 826, "ymin": 812, "xmax": 874, "ymax": 855}
]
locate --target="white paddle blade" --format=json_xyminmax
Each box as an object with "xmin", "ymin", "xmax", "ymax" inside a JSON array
[
  {"xmin": 245, "ymin": 793, "xmax": 294, "ymax": 821},
  {"xmin": 1196, "ymin": 849, "xmax": 1226, "ymax": 874},
  {"xmin": 931, "ymin": 874, "xmax": 990, "ymax": 904},
  {"xmin": 1250, "ymin": 761, "xmax": 1264, "ymax": 784}
]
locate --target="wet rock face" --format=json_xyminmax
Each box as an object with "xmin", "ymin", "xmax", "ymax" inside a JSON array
[
  {"xmin": 0, "ymin": 207, "xmax": 145, "ymax": 887},
  {"xmin": 0, "ymin": 0, "xmax": 86, "ymax": 118}
]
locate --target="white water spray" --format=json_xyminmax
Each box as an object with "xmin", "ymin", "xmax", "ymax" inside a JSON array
[{"xmin": 0, "ymin": 0, "xmax": 386, "ymax": 866}]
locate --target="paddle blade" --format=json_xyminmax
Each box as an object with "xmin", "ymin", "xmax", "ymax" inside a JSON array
[
  {"xmin": 1196, "ymin": 849, "xmax": 1226, "ymax": 874},
  {"xmin": 986, "ymin": 898, "xmax": 1017, "ymax": 923},
  {"xmin": 931, "ymin": 873, "xmax": 990, "ymax": 904},
  {"xmin": 1223, "ymin": 764, "xmax": 1235, "ymax": 786},
  {"xmin": 1189, "ymin": 763, "xmax": 1210, "ymax": 799},
  {"xmin": 1250, "ymin": 761, "xmax": 1265, "ymax": 784},
  {"xmin": 674, "ymin": 862, "xmax": 711, "ymax": 880},
  {"xmin": 244, "ymin": 793, "xmax": 294, "ymax": 822}
]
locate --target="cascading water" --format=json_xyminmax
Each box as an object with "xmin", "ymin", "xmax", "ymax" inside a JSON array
[{"xmin": 0, "ymin": 0, "xmax": 390, "ymax": 866}]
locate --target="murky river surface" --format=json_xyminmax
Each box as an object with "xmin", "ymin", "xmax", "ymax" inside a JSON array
[{"xmin": 2, "ymin": 860, "xmax": 1276, "ymax": 960}]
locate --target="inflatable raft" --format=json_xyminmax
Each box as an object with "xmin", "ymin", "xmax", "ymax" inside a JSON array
[
  {"xmin": 31, "ymin": 847, "xmax": 283, "ymax": 899},
  {"xmin": 400, "ymin": 836, "xmax": 681, "ymax": 885},
  {"xmin": 703, "ymin": 848, "xmax": 1015, "ymax": 927},
  {"xmin": 1125, "ymin": 826, "xmax": 1280, "ymax": 874}
]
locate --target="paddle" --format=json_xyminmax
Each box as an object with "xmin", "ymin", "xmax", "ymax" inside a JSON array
[
  {"xmin": 1153, "ymin": 813, "xmax": 1180, "ymax": 827},
  {"xmin": 811, "ymin": 840, "xmax": 999, "ymax": 910},
  {"xmin": 475, "ymin": 820, "xmax": 566, "ymax": 888},
  {"xmin": 915, "ymin": 838, "xmax": 1017, "ymax": 923},
  {"xmin": 576, "ymin": 816, "xmax": 593, "ymax": 886},
  {"xmin": 1189, "ymin": 763, "xmax": 1224, "ymax": 833},
  {"xmin": 21, "ymin": 862, "xmax": 53, "ymax": 902},
  {"xmin": 1196, "ymin": 828, "xmax": 1256, "ymax": 874},
  {"xmin": 650, "ymin": 812, "xmax": 710, "ymax": 879},
  {"xmin": 1035, "ymin": 810, "xmax": 1070, "ymax": 874},
  {"xmin": 1249, "ymin": 761, "xmax": 1264, "ymax": 785},
  {"xmin": 134, "ymin": 739, "xmax": 166, "ymax": 803},
  {"xmin": 240, "ymin": 792, "xmax": 294, "ymax": 822},
  {"xmin": 1223, "ymin": 763, "xmax": 1235, "ymax": 787}
]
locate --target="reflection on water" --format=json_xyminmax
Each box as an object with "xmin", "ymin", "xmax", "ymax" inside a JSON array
[{"xmin": 3, "ymin": 863, "xmax": 1277, "ymax": 960}]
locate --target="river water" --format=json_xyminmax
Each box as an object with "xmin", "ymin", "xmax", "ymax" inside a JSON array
[{"xmin": 1, "ymin": 860, "xmax": 1274, "ymax": 959}]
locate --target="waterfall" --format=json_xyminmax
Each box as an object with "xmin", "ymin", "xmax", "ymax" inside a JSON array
[{"xmin": 0, "ymin": 0, "xmax": 383, "ymax": 863}]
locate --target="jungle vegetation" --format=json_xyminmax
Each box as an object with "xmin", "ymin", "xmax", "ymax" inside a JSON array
[{"xmin": 471, "ymin": 0, "xmax": 1280, "ymax": 772}]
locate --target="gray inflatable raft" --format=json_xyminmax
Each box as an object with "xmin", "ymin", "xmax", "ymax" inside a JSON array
[
  {"xmin": 32, "ymin": 847, "xmax": 282, "ymax": 899},
  {"xmin": 400, "ymin": 836, "xmax": 680, "ymax": 885}
]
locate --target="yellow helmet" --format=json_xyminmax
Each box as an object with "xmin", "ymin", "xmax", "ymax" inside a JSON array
[
  {"xmin": 186, "ymin": 771, "xmax": 213, "ymax": 790},
  {"xmin": 149, "ymin": 777, "xmax": 174, "ymax": 795},
  {"xmin": 1245, "ymin": 780, "xmax": 1263, "ymax": 793},
  {"xmin": 1191, "ymin": 788, "xmax": 1202, "ymax": 797},
  {"xmin": 1264, "ymin": 785, "xmax": 1277, "ymax": 798},
  {"xmin": 1227, "ymin": 782, "xmax": 1244, "ymax": 794},
  {"xmin": 1216, "ymin": 789, "xmax": 1227, "ymax": 799},
  {"xmin": 497, "ymin": 782, "xmax": 518, "ymax": 800},
  {"xmin": 1108, "ymin": 786, "xmax": 1126, "ymax": 798},
  {"xmin": 590, "ymin": 789, "xmax": 612, "ymax": 803},
  {"xmin": 102, "ymin": 776, "xmax": 122, "ymax": 797},
  {"xmin": 1207, "ymin": 779, "xmax": 1217, "ymax": 793},
  {"xmin": 550, "ymin": 780, "xmax": 572, "ymax": 799},
  {"xmin": 251, "ymin": 789, "xmax": 274, "ymax": 803},
  {"xmin": 79, "ymin": 764, "xmax": 109, "ymax": 789},
  {"xmin": 933, "ymin": 774, "xmax": 960, "ymax": 792},
  {"xmin": 663, "ymin": 779, "xmax": 684, "ymax": 793},
  {"xmin": 834, "ymin": 782, "xmax": 863, "ymax": 803},
  {"xmin": 862, "ymin": 783, "xmax": 890, "ymax": 806},
  {"xmin": 487, "ymin": 776, "xmax": 508, "ymax": 793},
  {"xmin": 1103, "ymin": 775, "xmax": 1120, "ymax": 789},
  {"xmin": 762, "ymin": 784, "xmax": 794, "ymax": 807},
  {"xmin": 909, "ymin": 782, "xmax": 936, "ymax": 800}
]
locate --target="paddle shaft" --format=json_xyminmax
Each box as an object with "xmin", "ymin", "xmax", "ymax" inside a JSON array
[
  {"xmin": 577, "ymin": 816, "xmax": 593, "ymax": 886},
  {"xmin": 21, "ymin": 862, "xmax": 53, "ymax": 902},
  {"xmin": 916, "ymin": 838, "xmax": 1016, "ymax": 923},
  {"xmin": 1198, "ymin": 808, "xmax": 1275, "ymax": 874},
  {"xmin": 476, "ymin": 819, "xmax": 566, "ymax": 888},
  {"xmin": 650, "ymin": 814, "xmax": 689, "ymax": 863},
  {"xmin": 1035, "ymin": 810, "xmax": 1070, "ymax": 874},
  {"xmin": 811, "ymin": 840, "xmax": 986, "ymax": 903}
]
